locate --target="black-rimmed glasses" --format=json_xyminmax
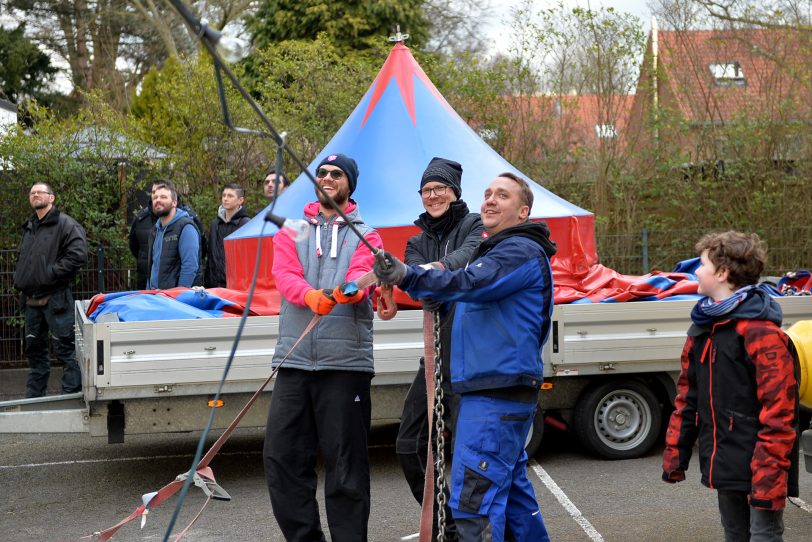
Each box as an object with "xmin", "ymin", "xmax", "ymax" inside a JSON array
[{"xmin": 419, "ymin": 186, "xmax": 448, "ymax": 198}]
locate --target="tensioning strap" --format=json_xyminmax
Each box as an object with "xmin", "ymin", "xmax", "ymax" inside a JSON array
[
  {"xmin": 89, "ymin": 270, "xmax": 390, "ymax": 540},
  {"xmin": 418, "ymin": 309, "xmax": 437, "ymax": 542}
]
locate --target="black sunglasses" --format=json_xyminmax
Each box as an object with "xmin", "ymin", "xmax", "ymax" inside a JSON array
[{"xmin": 316, "ymin": 168, "xmax": 345, "ymax": 180}]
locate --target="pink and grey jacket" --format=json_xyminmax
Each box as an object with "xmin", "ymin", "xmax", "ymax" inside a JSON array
[{"xmin": 271, "ymin": 201, "xmax": 383, "ymax": 373}]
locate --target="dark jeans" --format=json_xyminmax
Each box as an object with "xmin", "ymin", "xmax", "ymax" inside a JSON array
[
  {"xmin": 396, "ymin": 364, "xmax": 459, "ymax": 540},
  {"xmin": 24, "ymin": 289, "xmax": 81, "ymax": 398},
  {"xmin": 717, "ymin": 490, "xmax": 785, "ymax": 542},
  {"xmin": 264, "ymin": 368, "xmax": 372, "ymax": 542}
]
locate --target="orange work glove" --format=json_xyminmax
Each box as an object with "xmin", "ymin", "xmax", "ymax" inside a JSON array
[
  {"xmin": 332, "ymin": 281, "xmax": 364, "ymax": 304},
  {"xmin": 304, "ymin": 288, "xmax": 337, "ymax": 315}
]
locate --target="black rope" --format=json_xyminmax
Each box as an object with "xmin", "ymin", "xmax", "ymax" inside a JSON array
[{"xmin": 158, "ymin": 4, "xmax": 392, "ymax": 538}]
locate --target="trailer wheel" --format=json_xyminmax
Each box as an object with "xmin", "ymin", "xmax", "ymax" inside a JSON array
[
  {"xmin": 573, "ymin": 380, "xmax": 661, "ymax": 460},
  {"xmin": 524, "ymin": 406, "xmax": 545, "ymax": 457}
]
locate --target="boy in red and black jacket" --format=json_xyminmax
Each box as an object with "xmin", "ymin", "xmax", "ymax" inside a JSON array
[{"xmin": 662, "ymin": 231, "xmax": 800, "ymax": 541}]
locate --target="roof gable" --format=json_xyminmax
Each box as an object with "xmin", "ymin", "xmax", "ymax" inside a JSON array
[{"xmin": 653, "ymin": 29, "xmax": 812, "ymax": 124}]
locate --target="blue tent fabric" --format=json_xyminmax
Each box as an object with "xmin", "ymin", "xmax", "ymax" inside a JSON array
[
  {"xmin": 227, "ymin": 44, "xmax": 592, "ymax": 242},
  {"xmin": 88, "ymin": 290, "xmax": 241, "ymax": 321}
]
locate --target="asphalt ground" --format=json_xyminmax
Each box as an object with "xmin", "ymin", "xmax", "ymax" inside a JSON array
[{"xmin": 2, "ymin": 424, "xmax": 811, "ymax": 542}]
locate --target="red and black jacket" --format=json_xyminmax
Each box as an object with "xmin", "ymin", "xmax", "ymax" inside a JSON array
[{"xmin": 662, "ymin": 288, "xmax": 800, "ymax": 510}]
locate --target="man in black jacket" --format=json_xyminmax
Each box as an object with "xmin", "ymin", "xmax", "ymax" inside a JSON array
[
  {"xmin": 205, "ymin": 183, "xmax": 251, "ymax": 288},
  {"xmin": 398, "ymin": 157, "xmax": 485, "ymax": 540},
  {"xmin": 14, "ymin": 183, "xmax": 87, "ymax": 398},
  {"xmin": 128, "ymin": 179, "xmax": 205, "ymax": 289}
]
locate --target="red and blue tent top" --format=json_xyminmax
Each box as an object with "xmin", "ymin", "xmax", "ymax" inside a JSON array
[
  {"xmin": 225, "ymin": 43, "xmax": 597, "ymax": 292},
  {"xmin": 218, "ymin": 42, "xmax": 697, "ymax": 309}
]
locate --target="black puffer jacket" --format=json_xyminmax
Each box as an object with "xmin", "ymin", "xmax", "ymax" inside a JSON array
[
  {"xmin": 404, "ymin": 200, "xmax": 484, "ymax": 380},
  {"xmin": 205, "ymin": 206, "xmax": 251, "ymax": 288},
  {"xmin": 14, "ymin": 207, "xmax": 87, "ymax": 299}
]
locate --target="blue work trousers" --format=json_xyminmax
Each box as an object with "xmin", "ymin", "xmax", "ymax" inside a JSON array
[{"xmin": 449, "ymin": 394, "xmax": 549, "ymax": 542}]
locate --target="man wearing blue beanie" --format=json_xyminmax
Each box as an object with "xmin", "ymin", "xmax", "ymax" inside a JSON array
[{"xmin": 264, "ymin": 151, "xmax": 382, "ymax": 541}]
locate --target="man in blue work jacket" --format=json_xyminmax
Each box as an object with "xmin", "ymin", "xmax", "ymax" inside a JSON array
[{"xmin": 374, "ymin": 172, "xmax": 555, "ymax": 542}]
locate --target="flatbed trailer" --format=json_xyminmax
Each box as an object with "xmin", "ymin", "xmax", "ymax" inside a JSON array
[{"xmin": 2, "ymin": 296, "xmax": 811, "ymax": 459}]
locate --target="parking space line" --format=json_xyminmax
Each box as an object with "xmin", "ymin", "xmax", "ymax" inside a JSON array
[
  {"xmin": 788, "ymin": 497, "xmax": 812, "ymax": 514},
  {"xmin": 529, "ymin": 460, "xmax": 604, "ymax": 542}
]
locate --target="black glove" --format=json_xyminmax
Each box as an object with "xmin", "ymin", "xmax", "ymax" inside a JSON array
[
  {"xmin": 420, "ymin": 297, "xmax": 442, "ymax": 312},
  {"xmin": 374, "ymin": 252, "xmax": 408, "ymax": 286}
]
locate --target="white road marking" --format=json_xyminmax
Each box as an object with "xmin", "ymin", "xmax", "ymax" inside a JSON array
[
  {"xmin": 529, "ymin": 459, "xmax": 604, "ymax": 542},
  {"xmin": 788, "ymin": 497, "xmax": 812, "ymax": 514},
  {"xmin": 399, "ymin": 533, "xmax": 419, "ymax": 540}
]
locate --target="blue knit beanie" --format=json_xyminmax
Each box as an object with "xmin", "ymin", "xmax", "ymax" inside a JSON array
[{"xmin": 317, "ymin": 153, "xmax": 359, "ymax": 195}]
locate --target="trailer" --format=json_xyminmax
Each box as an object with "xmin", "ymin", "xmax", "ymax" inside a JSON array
[{"xmin": 1, "ymin": 295, "xmax": 811, "ymax": 459}]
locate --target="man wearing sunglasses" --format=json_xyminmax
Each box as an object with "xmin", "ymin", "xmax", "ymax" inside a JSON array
[{"xmin": 264, "ymin": 153, "xmax": 383, "ymax": 542}]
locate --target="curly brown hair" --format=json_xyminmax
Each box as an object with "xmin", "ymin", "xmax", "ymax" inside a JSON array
[{"xmin": 695, "ymin": 231, "xmax": 767, "ymax": 289}]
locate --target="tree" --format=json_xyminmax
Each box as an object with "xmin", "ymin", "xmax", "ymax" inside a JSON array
[
  {"xmin": 248, "ymin": 36, "xmax": 384, "ymax": 160},
  {"xmin": 247, "ymin": 0, "xmax": 430, "ymax": 51},
  {"xmin": 0, "ymin": 23, "xmax": 58, "ymax": 103},
  {"xmin": 422, "ymin": 0, "xmax": 491, "ymax": 54},
  {"xmin": 5, "ymin": 0, "xmax": 255, "ymax": 111}
]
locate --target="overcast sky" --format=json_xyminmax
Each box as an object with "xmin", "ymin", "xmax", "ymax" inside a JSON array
[{"xmin": 484, "ymin": 0, "xmax": 653, "ymax": 54}]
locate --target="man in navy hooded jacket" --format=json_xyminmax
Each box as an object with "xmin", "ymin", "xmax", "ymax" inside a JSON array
[{"xmin": 375, "ymin": 172, "xmax": 555, "ymax": 542}]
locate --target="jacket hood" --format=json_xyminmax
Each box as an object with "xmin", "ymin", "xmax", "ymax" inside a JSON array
[
  {"xmin": 475, "ymin": 220, "xmax": 557, "ymax": 260},
  {"xmin": 218, "ymin": 205, "xmax": 249, "ymax": 223},
  {"xmin": 157, "ymin": 207, "xmax": 189, "ymax": 229},
  {"xmin": 689, "ymin": 285, "xmax": 782, "ymax": 334},
  {"xmin": 303, "ymin": 200, "xmax": 363, "ymax": 224}
]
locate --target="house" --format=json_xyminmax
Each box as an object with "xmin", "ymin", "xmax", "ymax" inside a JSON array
[
  {"xmin": 0, "ymin": 99, "xmax": 16, "ymax": 135},
  {"xmin": 627, "ymin": 19, "xmax": 812, "ymax": 164},
  {"xmin": 492, "ymin": 93, "xmax": 634, "ymax": 166}
]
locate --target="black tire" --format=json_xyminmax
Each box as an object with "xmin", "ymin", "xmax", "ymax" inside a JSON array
[
  {"xmin": 573, "ymin": 380, "xmax": 662, "ymax": 460},
  {"xmin": 525, "ymin": 406, "xmax": 545, "ymax": 457}
]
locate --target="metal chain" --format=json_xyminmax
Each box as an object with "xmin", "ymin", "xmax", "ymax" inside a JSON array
[{"xmin": 432, "ymin": 310, "xmax": 447, "ymax": 542}]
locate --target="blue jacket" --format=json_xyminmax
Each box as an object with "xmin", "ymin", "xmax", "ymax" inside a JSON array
[
  {"xmin": 398, "ymin": 222, "xmax": 556, "ymax": 394},
  {"xmin": 147, "ymin": 208, "xmax": 201, "ymax": 289}
]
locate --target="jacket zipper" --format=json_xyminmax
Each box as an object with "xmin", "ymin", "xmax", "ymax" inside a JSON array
[
  {"xmin": 707, "ymin": 338, "xmax": 717, "ymax": 488},
  {"xmin": 704, "ymin": 319, "xmax": 729, "ymax": 489}
]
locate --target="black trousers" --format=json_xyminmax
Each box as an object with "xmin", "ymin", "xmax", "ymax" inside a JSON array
[
  {"xmin": 264, "ymin": 368, "xmax": 372, "ymax": 542},
  {"xmin": 24, "ymin": 288, "xmax": 81, "ymax": 398},
  {"xmin": 396, "ymin": 362, "xmax": 459, "ymax": 540}
]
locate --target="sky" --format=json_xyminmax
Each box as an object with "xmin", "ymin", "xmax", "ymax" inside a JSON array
[{"xmin": 484, "ymin": 0, "xmax": 654, "ymax": 55}]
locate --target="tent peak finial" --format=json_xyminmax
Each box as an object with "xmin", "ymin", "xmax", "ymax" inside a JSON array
[{"xmin": 388, "ymin": 24, "xmax": 410, "ymax": 44}]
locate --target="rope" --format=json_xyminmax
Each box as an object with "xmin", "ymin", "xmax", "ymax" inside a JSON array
[{"xmin": 88, "ymin": 269, "xmax": 390, "ymax": 540}]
